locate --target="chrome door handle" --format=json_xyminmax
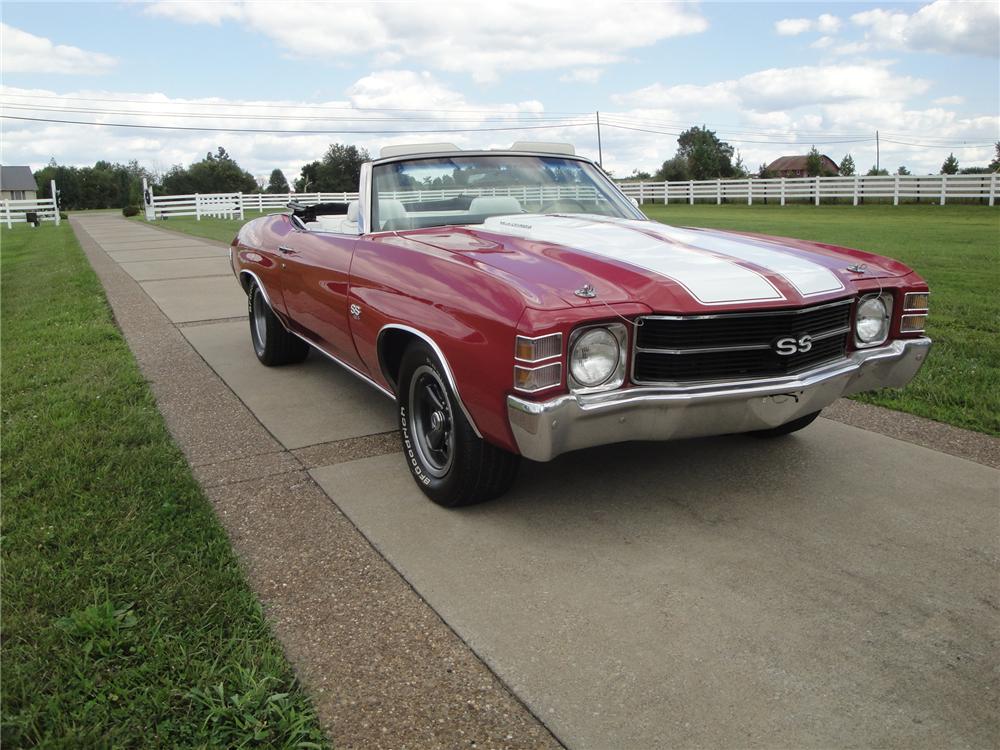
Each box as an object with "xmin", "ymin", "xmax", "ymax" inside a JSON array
[{"xmin": 278, "ymin": 245, "xmax": 294, "ymax": 254}]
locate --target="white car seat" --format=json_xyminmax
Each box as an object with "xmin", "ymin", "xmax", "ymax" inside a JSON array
[
  {"xmin": 377, "ymin": 199, "xmax": 409, "ymax": 230},
  {"xmin": 469, "ymin": 196, "xmax": 523, "ymax": 214}
]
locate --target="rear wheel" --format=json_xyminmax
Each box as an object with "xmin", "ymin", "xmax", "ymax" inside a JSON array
[
  {"xmin": 397, "ymin": 342, "xmax": 519, "ymax": 506},
  {"xmin": 248, "ymin": 282, "xmax": 309, "ymax": 366},
  {"xmin": 750, "ymin": 410, "xmax": 822, "ymax": 438}
]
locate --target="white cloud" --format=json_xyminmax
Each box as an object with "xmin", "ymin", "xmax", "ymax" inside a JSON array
[
  {"xmin": 559, "ymin": 68, "xmax": 603, "ymax": 84},
  {"xmin": 775, "ymin": 14, "xmax": 841, "ymax": 36},
  {"xmin": 615, "ymin": 63, "xmax": 929, "ymax": 113},
  {"xmin": 851, "ymin": 0, "xmax": 999, "ymax": 57},
  {"xmin": 933, "ymin": 95, "xmax": 965, "ymax": 105},
  {"xmin": 142, "ymin": 0, "xmax": 708, "ymax": 81},
  {"xmin": 0, "ymin": 23, "xmax": 117, "ymax": 75}
]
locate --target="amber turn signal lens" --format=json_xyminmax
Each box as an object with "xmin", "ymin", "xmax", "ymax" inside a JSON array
[
  {"xmin": 903, "ymin": 292, "xmax": 930, "ymax": 311},
  {"xmin": 515, "ymin": 333, "xmax": 562, "ymax": 362},
  {"xmin": 514, "ymin": 363, "xmax": 561, "ymax": 392},
  {"xmin": 900, "ymin": 313, "xmax": 928, "ymax": 333}
]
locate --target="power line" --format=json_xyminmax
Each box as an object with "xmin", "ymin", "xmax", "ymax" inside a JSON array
[
  {"xmin": 601, "ymin": 121, "xmax": 875, "ymax": 146},
  {"xmin": 0, "ymin": 114, "xmax": 594, "ymax": 135}
]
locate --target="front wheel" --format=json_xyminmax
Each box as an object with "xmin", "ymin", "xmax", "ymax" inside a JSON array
[
  {"xmin": 248, "ymin": 282, "xmax": 309, "ymax": 366},
  {"xmin": 750, "ymin": 410, "xmax": 822, "ymax": 438},
  {"xmin": 398, "ymin": 342, "xmax": 519, "ymax": 507}
]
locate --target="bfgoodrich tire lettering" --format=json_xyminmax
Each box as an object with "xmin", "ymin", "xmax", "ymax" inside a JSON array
[
  {"xmin": 397, "ymin": 342, "xmax": 519, "ymax": 506},
  {"xmin": 248, "ymin": 282, "xmax": 309, "ymax": 366}
]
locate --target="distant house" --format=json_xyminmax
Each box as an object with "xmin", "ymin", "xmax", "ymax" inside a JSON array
[
  {"xmin": 766, "ymin": 155, "xmax": 839, "ymax": 178},
  {"xmin": 1, "ymin": 166, "xmax": 39, "ymax": 201}
]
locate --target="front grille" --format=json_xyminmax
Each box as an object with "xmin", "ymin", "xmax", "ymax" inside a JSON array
[{"xmin": 633, "ymin": 299, "xmax": 852, "ymax": 384}]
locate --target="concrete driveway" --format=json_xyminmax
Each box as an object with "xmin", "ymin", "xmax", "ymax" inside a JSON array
[{"xmin": 73, "ymin": 214, "xmax": 1000, "ymax": 749}]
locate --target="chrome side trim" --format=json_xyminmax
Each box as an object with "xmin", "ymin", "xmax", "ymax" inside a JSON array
[
  {"xmin": 238, "ymin": 269, "xmax": 394, "ymax": 400},
  {"xmin": 377, "ymin": 323, "xmax": 483, "ymax": 438},
  {"xmin": 289, "ymin": 330, "xmax": 395, "ymax": 400}
]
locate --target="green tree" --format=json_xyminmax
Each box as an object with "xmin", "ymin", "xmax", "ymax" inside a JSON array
[
  {"xmin": 266, "ymin": 169, "xmax": 290, "ymax": 194},
  {"xmin": 675, "ymin": 125, "xmax": 735, "ymax": 179},
  {"xmin": 805, "ymin": 146, "xmax": 824, "ymax": 177},
  {"xmin": 866, "ymin": 166, "xmax": 889, "ymax": 176},
  {"xmin": 756, "ymin": 163, "xmax": 775, "ymax": 179},
  {"xmin": 839, "ymin": 154, "xmax": 856, "ymax": 176},
  {"xmin": 294, "ymin": 143, "xmax": 370, "ymax": 192},
  {"xmin": 654, "ymin": 156, "xmax": 689, "ymax": 182},
  {"xmin": 989, "ymin": 142, "xmax": 1000, "ymax": 172},
  {"xmin": 161, "ymin": 147, "xmax": 257, "ymax": 195},
  {"xmin": 940, "ymin": 153, "xmax": 960, "ymax": 175},
  {"xmin": 896, "ymin": 165, "xmax": 911, "ymax": 175}
]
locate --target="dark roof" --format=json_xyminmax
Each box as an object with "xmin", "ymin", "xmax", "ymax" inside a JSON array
[
  {"xmin": 0, "ymin": 166, "xmax": 38, "ymax": 191},
  {"xmin": 766, "ymin": 155, "xmax": 839, "ymax": 173}
]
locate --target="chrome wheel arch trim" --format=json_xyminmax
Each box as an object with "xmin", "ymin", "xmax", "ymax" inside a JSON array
[
  {"xmin": 238, "ymin": 269, "xmax": 394, "ymax": 400},
  {"xmin": 377, "ymin": 323, "xmax": 483, "ymax": 438}
]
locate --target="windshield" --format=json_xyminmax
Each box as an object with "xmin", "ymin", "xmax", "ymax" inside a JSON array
[{"xmin": 371, "ymin": 154, "xmax": 643, "ymax": 231}]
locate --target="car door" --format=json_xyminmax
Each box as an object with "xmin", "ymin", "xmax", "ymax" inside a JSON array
[{"xmin": 277, "ymin": 227, "xmax": 365, "ymax": 370}]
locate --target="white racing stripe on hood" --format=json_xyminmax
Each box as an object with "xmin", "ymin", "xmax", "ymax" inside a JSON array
[
  {"xmin": 483, "ymin": 215, "xmax": 783, "ymax": 305},
  {"xmin": 637, "ymin": 222, "xmax": 845, "ymax": 297}
]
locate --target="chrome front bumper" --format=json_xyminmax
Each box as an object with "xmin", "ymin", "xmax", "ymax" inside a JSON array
[{"xmin": 507, "ymin": 338, "xmax": 931, "ymax": 462}]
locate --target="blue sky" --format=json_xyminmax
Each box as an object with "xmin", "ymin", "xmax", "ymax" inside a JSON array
[{"xmin": 1, "ymin": 1, "xmax": 997, "ymax": 183}]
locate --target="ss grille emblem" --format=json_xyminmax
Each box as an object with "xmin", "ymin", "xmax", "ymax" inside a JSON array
[
  {"xmin": 349, "ymin": 303, "xmax": 361, "ymax": 320},
  {"xmin": 774, "ymin": 334, "xmax": 813, "ymax": 356}
]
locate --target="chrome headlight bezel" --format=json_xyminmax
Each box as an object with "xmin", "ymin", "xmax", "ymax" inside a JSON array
[
  {"xmin": 568, "ymin": 323, "xmax": 628, "ymax": 394},
  {"xmin": 854, "ymin": 293, "xmax": 893, "ymax": 348}
]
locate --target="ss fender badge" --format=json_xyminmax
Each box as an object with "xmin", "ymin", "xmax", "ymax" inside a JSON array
[
  {"xmin": 774, "ymin": 334, "xmax": 813, "ymax": 356},
  {"xmin": 349, "ymin": 303, "xmax": 361, "ymax": 320}
]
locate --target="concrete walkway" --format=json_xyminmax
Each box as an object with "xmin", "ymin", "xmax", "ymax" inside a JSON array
[{"xmin": 73, "ymin": 214, "xmax": 1000, "ymax": 749}]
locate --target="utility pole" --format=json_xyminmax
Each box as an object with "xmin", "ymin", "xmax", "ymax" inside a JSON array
[
  {"xmin": 596, "ymin": 111, "xmax": 603, "ymax": 169},
  {"xmin": 876, "ymin": 130, "xmax": 880, "ymax": 173}
]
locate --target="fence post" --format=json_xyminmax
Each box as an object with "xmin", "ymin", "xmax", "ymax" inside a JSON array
[
  {"xmin": 639, "ymin": 182, "xmax": 645, "ymax": 204},
  {"xmin": 195, "ymin": 193, "xmax": 201, "ymax": 221},
  {"xmin": 688, "ymin": 180, "xmax": 694, "ymax": 205},
  {"xmin": 747, "ymin": 180, "xmax": 752, "ymax": 206},
  {"xmin": 893, "ymin": 175, "xmax": 900, "ymax": 206},
  {"xmin": 991, "ymin": 173, "xmax": 996, "ymax": 207},
  {"xmin": 853, "ymin": 176, "xmax": 859, "ymax": 206},
  {"xmin": 814, "ymin": 175, "xmax": 820, "ymax": 206},
  {"xmin": 780, "ymin": 178, "xmax": 786, "ymax": 206},
  {"xmin": 664, "ymin": 181, "xmax": 668, "ymax": 205},
  {"xmin": 939, "ymin": 175, "xmax": 947, "ymax": 206},
  {"xmin": 51, "ymin": 179, "xmax": 60, "ymax": 226},
  {"xmin": 4, "ymin": 201, "xmax": 10, "ymax": 229}
]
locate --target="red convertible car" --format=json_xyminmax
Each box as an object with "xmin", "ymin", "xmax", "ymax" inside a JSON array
[{"xmin": 231, "ymin": 143, "xmax": 931, "ymax": 506}]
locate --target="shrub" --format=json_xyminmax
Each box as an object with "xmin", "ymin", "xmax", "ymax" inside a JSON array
[
  {"xmin": 59, "ymin": 212, "xmax": 68, "ymax": 220},
  {"xmin": 121, "ymin": 206, "xmax": 139, "ymax": 217}
]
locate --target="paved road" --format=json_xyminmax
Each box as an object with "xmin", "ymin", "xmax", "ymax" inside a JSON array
[{"xmin": 74, "ymin": 214, "xmax": 1000, "ymax": 749}]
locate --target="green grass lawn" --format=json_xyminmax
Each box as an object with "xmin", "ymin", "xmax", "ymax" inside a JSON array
[
  {"xmin": 134, "ymin": 204, "xmax": 999, "ymax": 435},
  {"xmin": 1, "ymin": 223, "xmax": 328, "ymax": 748},
  {"xmin": 130, "ymin": 210, "xmax": 269, "ymax": 244}
]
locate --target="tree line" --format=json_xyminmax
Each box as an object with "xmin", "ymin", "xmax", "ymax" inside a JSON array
[{"xmin": 35, "ymin": 136, "xmax": 999, "ymax": 210}]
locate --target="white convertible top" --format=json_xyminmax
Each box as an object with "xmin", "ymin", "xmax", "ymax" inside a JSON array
[{"xmin": 378, "ymin": 141, "xmax": 576, "ymax": 158}]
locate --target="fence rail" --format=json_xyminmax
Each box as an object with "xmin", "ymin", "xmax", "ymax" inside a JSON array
[
  {"xmin": 141, "ymin": 173, "xmax": 997, "ymax": 222},
  {"xmin": 617, "ymin": 173, "xmax": 997, "ymax": 206},
  {"xmin": 1, "ymin": 196, "xmax": 60, "ymax": 228}
]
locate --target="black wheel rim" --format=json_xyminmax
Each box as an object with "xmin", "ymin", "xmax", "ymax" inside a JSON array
[
  {"xmin": 251, "ymin": 291, "xmax": 267, "ymax": 354},
  {"xmin": 408, "ymin": 364, "xmax": 454, "ymax": 478}
]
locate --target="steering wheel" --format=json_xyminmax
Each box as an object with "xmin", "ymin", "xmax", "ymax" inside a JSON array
[{"xmin": 540, "ymin": 199, "xmax": 589, "ymax": 213}]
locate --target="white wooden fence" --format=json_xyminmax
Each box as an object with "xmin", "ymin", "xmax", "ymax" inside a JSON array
[
  {"xmin": 140, "ymin": 172, "xmax": 997, "ymax": 222},
  {"xmin": 2, "ymin": 180, "xmax": 61, "ymax": 228},
  {"xmin": 617, "ymin": 173, "xmax": 997, "ymax": 206}
]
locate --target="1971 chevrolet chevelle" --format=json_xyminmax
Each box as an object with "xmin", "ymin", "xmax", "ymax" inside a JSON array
[{"xmin": 231, "ymin": 142, "xmax": 931, "ymax": 506}]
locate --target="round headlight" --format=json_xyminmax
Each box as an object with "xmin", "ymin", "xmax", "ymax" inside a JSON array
[
  {"xmin": 570, "ymin": 327, "xmax": 620, "ymax": 387},
  {"xmin": 856, "ymin": 296, "xmax": 890, "ymax": 344}
]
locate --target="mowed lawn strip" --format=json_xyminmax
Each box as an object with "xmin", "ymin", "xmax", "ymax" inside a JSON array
[
  {"xmin": 0, "ymin": 223, "xmax": 328, "ymax": 748},
  {"xmin": 132, "ymin": 204, "xmax": 1000, "ymax": 435},
  {"xmin": 129, "ymin": 210, "xmax": 268, "ymax": 244},
  {"xmin": 641, "ymin": 204, "xmax": 999, "ymax": 436}
]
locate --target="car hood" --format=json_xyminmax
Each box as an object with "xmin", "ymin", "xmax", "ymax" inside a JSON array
[{"xmin": 395, "ymin": 214, "xmax": 913, "ymax": 312}]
